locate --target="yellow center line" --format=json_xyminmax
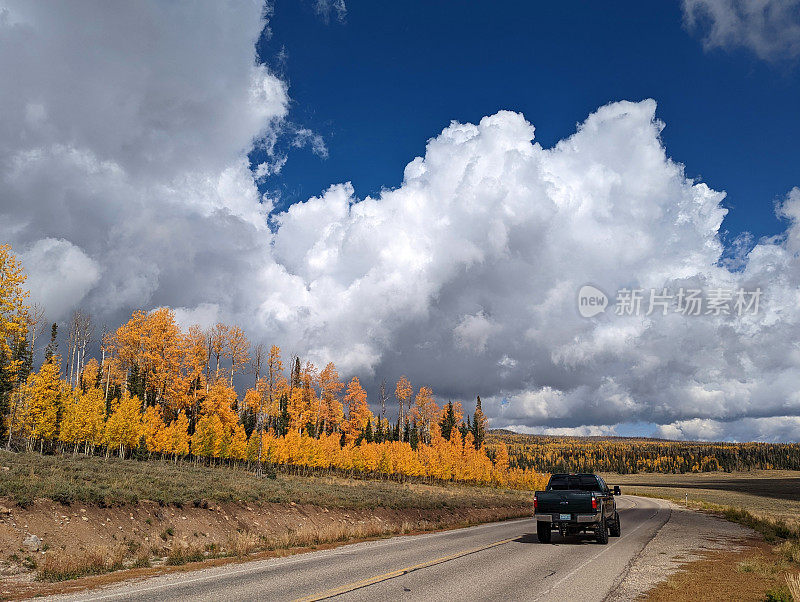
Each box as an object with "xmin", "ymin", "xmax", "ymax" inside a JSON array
[{"xmin": 293, "ymin": 536, "xmax": 516, "ymax": 602}]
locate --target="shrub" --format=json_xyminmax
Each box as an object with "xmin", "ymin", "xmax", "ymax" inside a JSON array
[
  {"xmin": 37, "ymin": 547, "xmax": 124, "ymax": 582},
  {"xmin": 776, "ymin": 540, "xmax": 800, "ymax": 564},
  {"xmin": 166, "ymin": 545, "xmax": 204, "ymax": 566},
  {"xmin": 764, "ymin": 586, "xmax": 792, "ymax": 602}
]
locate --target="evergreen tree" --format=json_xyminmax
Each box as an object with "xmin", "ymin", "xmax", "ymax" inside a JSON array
[
  {"xmin": 472, "ymin": 396, "xmax": 487, "ymax": 449},
  {"xmin": 0, "ymin": 349, "xmax": 11, "ymax": 440},
  {"xmin": 127, "ymin": 362, "xmax": 144, "ymax": 400},
  {"xmin": 277, "ymin": 392, "xmax": 290, "ymax": 436},
  {"xmin": 460, "ymin": 414, "xmax": 471, "ymax": 441},
  {"xmin": 305, "ymin": 420, "xmax": 317, "ymax": 438},
  {"xmin": 241, "ymin": 407, "xmax": 256, "ymax": 437},
  {"xmin": 292, "ymin": 357, "xmax": 301, "ymax": 390},
  {"xmin": 409, "ymin": 418, "xmax": 419, "ymax": 450},
  {"xmin": 439, "ymin": 401, "xmax": 457, "ymax": 440},
  {"xmin": 13, "ymin": 337, "xmax": 32, "ymax": 384},
  {"xmin": 402, "ymin": 418, "xmax": 410, "ymax": 443},
  {"xmin": 43, "ymin": 323, "xmax": 58, "ymax": 363},
  {"xmin": 364, "ymin": 417, "xmax": 373, "ymax": 443},
  {"xmin": 374, "ymin": 417, "xmax": 384, "ymax": 443}
]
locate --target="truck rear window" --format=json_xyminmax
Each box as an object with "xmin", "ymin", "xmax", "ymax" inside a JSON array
[{"xmin": 548, "ymin": 475, "xmax": 600, "ymax": 491}]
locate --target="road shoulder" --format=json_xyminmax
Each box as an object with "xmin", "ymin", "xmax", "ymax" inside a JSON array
[{"xmin": 607, "ymin": 501, "xmax": 754, "ymax": 600}]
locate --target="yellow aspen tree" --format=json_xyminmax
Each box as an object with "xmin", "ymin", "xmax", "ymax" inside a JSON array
[
  {"xmin": 344, "ymin": 377, "xmax": 372, "ymax": 441},
  {"xmin": 217, "ymin": 421, "xmax": 232, "ymax": 459},
  {"xmin": 265, "ymin": 345, "xmax": 284, "ymax": 418},
  {"xmin": 299, "ymin": 361, "xmax": 319, "ymax": 434},
  {"xmin": 59, "ymin": 390, "xmax": 81, "ymax": 450},
  {"xmin": 76, "ymin": 386, "xmax": 106, "ymax": 451},
  {"xmin": 318, "ymin": 362, "xmax": 344, "ymax": 434},
  {"xmin": 395, "ymin": 376, "xmax": 412, "ymax": 425},
  {"xmin": 21, "ymin": 359, "xmax": 62, "ymax": 450},
  {"xmin": 494, "ymin": 441, "xmax": 510, "ymax": 474},
  {"xmin": 181, "ymin": 325, "xmax": 208, "ymax": 419},
  {"xmin": 412, "ymin": 386, "xmax": 439, "ymax": 445},
  {"xmin": 80, "ymin": 358, "xmax": 101, "ymax": 390},
  {"xmin": 139, "ymin": 308, "xmax": 183, "ymax": 411},
  {"xmin": 288, "ymin": 385, "xmax": 305, "ymax": 433},
  {"xmin": 201, "ymin": 380, "xmax": 239, "ymax": 431},
  {"xmin": 104, "ymin": 392, "xmax": 142, "ymax": 457},
  {"xmin": 229, "ymin": 423, "xmax": 247, "ymax": 460},
  {"xmin": 142, "ymin": 406, "xmax": 168, "ymax": 454},
  {"xmin": 170, "ymin": 411, "xmax": 190, "ymax": 459},
  {"xmin": 192, "ymin": 413, "xmax": 220, "ymax": 459},
  {"xmin": 0, "ymin": 244, "xmax": 29, "ymax": 361}
]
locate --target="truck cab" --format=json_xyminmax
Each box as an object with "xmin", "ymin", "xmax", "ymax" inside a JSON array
[{"xmin": 533, "ymin": 473, "xmax": 621, "ymax": 544}]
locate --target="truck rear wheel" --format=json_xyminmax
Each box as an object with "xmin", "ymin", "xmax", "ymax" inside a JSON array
[
  {"xmin": 595, "ymin": 519, "xmax": 609, "ymax": 544},
  {"xmin": 609, "ymin": 512, "xmax": 621, "ymax": 537},
  {"xmin": 537, "ymin": 521, "xmax": 552, "ymax": 543}
]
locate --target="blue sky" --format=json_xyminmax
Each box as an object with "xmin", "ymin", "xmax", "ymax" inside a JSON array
[{"xmin": 255, "ymin": 0, "xmax": 799, "ymax": 245}]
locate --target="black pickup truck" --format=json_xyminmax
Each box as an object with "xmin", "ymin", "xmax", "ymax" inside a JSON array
[{"xmin": 534, "ymin": 473, "xmax": 621, "ymax": 544}]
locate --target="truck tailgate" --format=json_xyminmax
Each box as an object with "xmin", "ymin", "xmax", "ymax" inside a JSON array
[{"xmin": 537, "ymin": 491, "xmax": 595, "ymax": 514}]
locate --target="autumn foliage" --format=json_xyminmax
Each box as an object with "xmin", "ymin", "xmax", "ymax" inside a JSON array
[{"xmin": 0, "ymin": 245, "xmax": 550, "ymax": 489}]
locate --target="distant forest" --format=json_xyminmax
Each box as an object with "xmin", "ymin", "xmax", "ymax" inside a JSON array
[{"xmin": 487, "ymin": 432, "xmax": 800, "ymax": 474}]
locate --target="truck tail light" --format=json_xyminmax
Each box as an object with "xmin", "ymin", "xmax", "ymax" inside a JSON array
[
  {"xmin": 591, "ymin": 496, "xmax": 597, "ymax": 510},
  {"xmin": 533, "ymin": 494, "xmax": 538, "ymax": 510}
]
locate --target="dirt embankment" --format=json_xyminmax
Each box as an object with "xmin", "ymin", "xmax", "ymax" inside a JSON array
[{"xmin": 0, "ymin": 497, "xmax": 528, "ymax": 599}]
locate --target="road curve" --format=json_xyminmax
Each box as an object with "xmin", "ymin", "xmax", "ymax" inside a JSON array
[{"xmin": 46, "ymin": 496, "xmax": 670, "ymax": 602}]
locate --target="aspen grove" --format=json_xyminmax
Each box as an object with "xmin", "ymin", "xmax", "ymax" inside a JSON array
[{"xmin": 0, "ymin": 244, "xmax": 547, "ymax": 490}]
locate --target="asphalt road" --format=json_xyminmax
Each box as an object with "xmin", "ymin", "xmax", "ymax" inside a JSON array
[{"xmin": 49, "ymin": 496, "xmax": 670, "ymax": 602}]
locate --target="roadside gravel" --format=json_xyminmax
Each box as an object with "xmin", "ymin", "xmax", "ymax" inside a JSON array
[{"xmin": 608, "ymin": 500, "xmax": 755, "ymax": 600}]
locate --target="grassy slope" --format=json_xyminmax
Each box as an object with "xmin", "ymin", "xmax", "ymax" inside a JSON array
[{"xmin": 0, "ymin": 450, "xmax": 530, "ymax": 510}]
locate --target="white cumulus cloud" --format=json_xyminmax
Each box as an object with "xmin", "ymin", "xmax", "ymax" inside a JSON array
[
  {"xmin": 1, "ymin": 2, "xmax": 800, "ymax": 442},
  {"xmin": 21, "ymin": 238, "xmax": 101, "ymax": 321}
]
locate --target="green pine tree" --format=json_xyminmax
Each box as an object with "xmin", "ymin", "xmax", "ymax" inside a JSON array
[
  {"xmin": 277, "ymin": 392, "xmax": 290, "ymax": 436},
  {"xmin": 364, "ymin": 417, "xmax": 373, "ymax": 443},
  {"xmin": 409, "ymin": 418, "xmax": 419, "ymax": 450},
  {"xmin": 472, "ymin": 395, "xmax": 487, "ymax": 449},
  {"xmin": 43, "ymin": 323, "xmax": 58, "ymax": 363},
  {"xmin": 0, "ymin": 349, "xmax": 11, "ymax": 440},
  {"xmin": 439, "ymin": 401, "xmax": 457, "ymax": 440},
  {"xmin": 460, "ymin": 414, "xmax": 471, "ymax": 441},
  {"xmin": 292, "ymin": 357, "xmax": 301, "ymax": 390}
]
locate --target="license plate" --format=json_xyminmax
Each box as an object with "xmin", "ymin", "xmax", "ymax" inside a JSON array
[{"xmin": 559, "ymin": 513, "xmax": 571, "ymax": 521}]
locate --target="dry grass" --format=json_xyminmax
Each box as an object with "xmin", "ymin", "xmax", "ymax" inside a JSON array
[
  {"xmin": 37, "ymin": 546, "xmax": 125, "ymax": 582},
  {"xmin": 29, "ymin": 507, "xmax": 527, "ymax": 583},
  {"xmin": 777, "ymin": 540, "xmax": 800, "ymax": 564},
  {"xmin": 0, "ymin": 450, "xmax": 529, "ymax": 510},
  {"xmin": 786, "ymin": 573, "xmax": 800, "ymax": 600},
  {"xmin": 225, "ymin": 531, "xmax": 261, "ymax": 557},
  {"xmin": 129, "ymin": 550, "xmax": 151, "ymax": 569},
  {"xmin": 165, "ymin": 544, "xmax": 205, "ymax": 566}
]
